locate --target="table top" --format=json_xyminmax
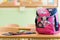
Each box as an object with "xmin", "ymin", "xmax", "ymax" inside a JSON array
[
  {"xmin": 0, "ymin": 27, "xmax": 60, "ymax": 38},
  {"xmin": 0, "ymin": 33, "xmax": 60, "ymax": 38}
]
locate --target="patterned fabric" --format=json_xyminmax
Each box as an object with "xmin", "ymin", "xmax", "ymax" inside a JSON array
[{"xmin": 35, "ymin": 8, "xmax": 60, "ymax": 35}]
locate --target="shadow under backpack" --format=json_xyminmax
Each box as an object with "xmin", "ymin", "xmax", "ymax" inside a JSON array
[{"xmin": 35, "ymin": 8, "xmax": 60, "ymax": 35}]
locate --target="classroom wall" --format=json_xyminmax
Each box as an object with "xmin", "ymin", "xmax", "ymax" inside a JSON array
[
  {"xmin": 0, "ymin": 8, "xmax": 36, "ymax": 27},
  {"xmin": 0, "ymin": 7, "xmax": 60, "ymax": 27},
  {"xmin": 0, "ymin": 0, "xmax": 59, "ymax": 27}
]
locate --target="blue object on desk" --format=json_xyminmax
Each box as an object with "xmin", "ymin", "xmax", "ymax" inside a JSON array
[
  {"xmin": 25, "ymin": 32, "xmax": 36, "ymax": 34},
  {"xmin": 2, "ymin": 32, "xmax": 36, "ymax": 36}
]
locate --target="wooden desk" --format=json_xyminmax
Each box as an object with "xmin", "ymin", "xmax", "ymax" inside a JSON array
[
  {"xmin": 0, "ymin": 33, "xmax": 60, "ymax": 40},
  {"xmin": 0, "ymin": 25, "xmax": 60, "ymax": 40}
]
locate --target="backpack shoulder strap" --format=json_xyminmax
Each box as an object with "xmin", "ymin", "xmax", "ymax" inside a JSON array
[
  {"xmin": 35, "ymin": 17, "xmax": 38, "ymax": 27},
  {"xmin": 54, "ymin": 15, "xmax": 59, "ymax": 31},
  {"xmin": 36, "ymin": 11, "xmax": 39, "ymax": 16}
]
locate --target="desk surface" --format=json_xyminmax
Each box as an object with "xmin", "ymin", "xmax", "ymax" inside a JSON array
[
  {"xmin": 0, "ymin": 33, "xmax": 60, "ymax": 38},
  {"xmin": 0, "ymin": 27, "xmax": 60, "ymax": 38}
]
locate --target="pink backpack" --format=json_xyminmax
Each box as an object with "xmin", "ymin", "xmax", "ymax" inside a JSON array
[{"xmin": 35, "ymin": 8, "xmax": 60, "ymax": 35}]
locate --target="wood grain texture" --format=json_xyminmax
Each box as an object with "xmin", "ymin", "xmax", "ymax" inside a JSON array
[
  {"xmin": 0, "ymin": 26, "xmax": 59, "ymax": 40},
  {"xmin": 0, "ymin": 2, "xmax": 19, "ymax": 8},
  {"xmin": 0, "ymin": 0, "xmax": 58, "ymax": 8},
  {"xmin": 20, "ymin": 0, "xmax": 58, "ymax": 8}
]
